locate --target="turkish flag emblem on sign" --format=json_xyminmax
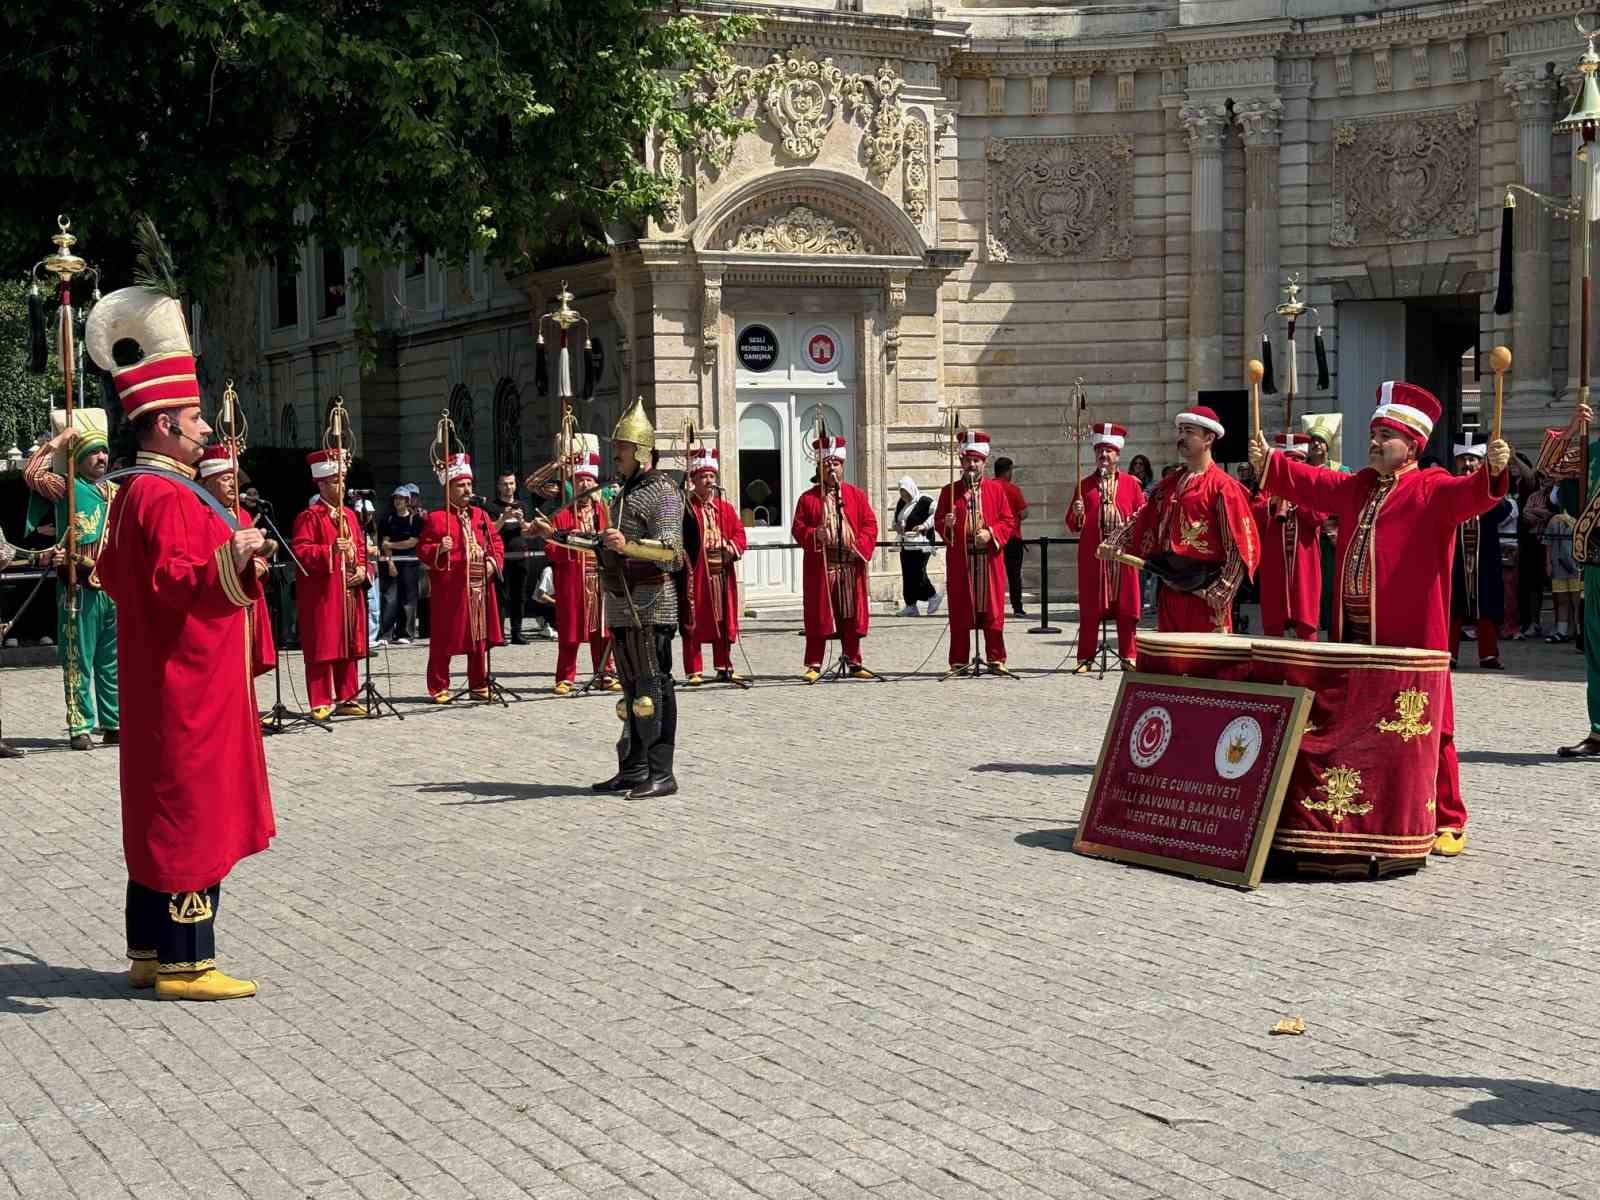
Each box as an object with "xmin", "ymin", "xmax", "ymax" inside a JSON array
[{"xmin": 807, "ymin": 333, "xmax": 836, "ymax": 367}]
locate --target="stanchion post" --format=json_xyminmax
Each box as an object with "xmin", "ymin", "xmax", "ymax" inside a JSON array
[{"xmin": 1027, "ymin": 535, "xmax": 1062, "ymax": 634}]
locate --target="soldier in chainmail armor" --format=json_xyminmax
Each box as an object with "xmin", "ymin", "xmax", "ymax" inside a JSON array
[{"xmin": 591, "ymin": 398, "xmax": 685, "ymax": 800}]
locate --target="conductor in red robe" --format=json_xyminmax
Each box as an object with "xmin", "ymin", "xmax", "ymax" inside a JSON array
[
  {"xmin": 792, "ymin": 436, "xmax": 878, "ymax": 681},
  {"xmin": 682, "ymin": 446, "xmax": 748, "ymax": 685},
  {"xmin": 1066, "ymin": 422, "xmax": 1144, "ymax": 671},
  {"xmin": 291, "ymin": 449, "xmax": 369, "ymax": 719},
  {"xmin": 1249, "ymin": 380, "xmax": 1514, "ymax": 858},
  {"xmin": 1101, "ymin": 405, "xmax": 1258, "ymax": 633},
  {"xmin": 539, "ymin": 453, "xmax": 615, "ymax": 695},
  {"xmin": 935, "ymin": 430, "xmax": 1018, "ymax": 674},
  {"xmin": 418, "ymin": 453, "xmax": 505, "ymax": 702},
  {"xmin": 198, "ymin": 446, "xmax": 277, "ymax": 678},
  {"xmin": 89, "ymin": 278, "xmax": 274, "ymax": 1001},
  {"xmin": 1250, "ymin": 432, "xmax": 1325, "ymax": 641}
]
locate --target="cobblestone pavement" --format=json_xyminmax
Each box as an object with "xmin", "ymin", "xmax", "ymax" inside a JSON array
[{"xmin": 1, "ymin": 609, "xmax": 1597, "ymax": 1200}]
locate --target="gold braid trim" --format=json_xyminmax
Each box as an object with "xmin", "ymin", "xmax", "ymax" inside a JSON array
[{"xmin": 215, "ymin": 544, "xmax": 254, "ymax": 609}]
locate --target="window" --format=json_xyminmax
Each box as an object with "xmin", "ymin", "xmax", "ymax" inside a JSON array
[
  {"xmin": 278, "ymin": 402, "xmax": 300, "ymax": 447},
  {"xmin": 272, "ymin": 258, "xmax": 299, "ymax": 329},
  {"xmin": 406, "ymin": 251, "xmax": 426, "ymax": 279},
  {"xmin": 320, "ymin": 244, "xmax": 347, "ymax": 320},
  {"xmin": 448, "ymin": 384, "xmax": 475, "ymax": 456},
  {"xmin": 493, "ymin": 379, "xmax": 523, "ymax": 480},
  {"xmin": 738, "ymin": 405, "xmax": 783, "ymax": 528}
]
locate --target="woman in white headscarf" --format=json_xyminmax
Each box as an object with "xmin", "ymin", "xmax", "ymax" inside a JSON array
[{"xmin": 893, "ymin": 476, "xmax": 941, "ymax": 616}]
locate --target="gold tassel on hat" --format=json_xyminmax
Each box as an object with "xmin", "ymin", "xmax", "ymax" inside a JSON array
[{"xmin": 612, "ymin": 395, "xmax": 656, "ymax": 450}]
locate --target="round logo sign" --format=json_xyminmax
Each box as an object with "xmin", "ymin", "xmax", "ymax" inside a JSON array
[
  {"xmin": 802, "ymin": 326, "xmax": 839, "ymax": 372},
  {"xmin": 737, "ymin": 324, "xmax": 779, "ymax": 373},
  {"xmin": 1214, "ymin": 716, "xmax": 1263, "ymax": 780},
  {"xmin": 1128, "ymin": 706, "xmax": 1173, "ymax": 769}
]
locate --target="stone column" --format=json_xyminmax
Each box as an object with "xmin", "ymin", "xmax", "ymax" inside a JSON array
[
  {"xmin": 1505, "ymin": 68, "xmax": 1557, "ymax": 405},
  {"xmin": 1236, "ymin": 97, "xmax": 1284, "ymax": 386},
  {"xmin": 1564, "ymin": 73, "xmax": 1594, "ymax": 403},
  {"xmin": 1181, "ymin": 102, "xmax": 1229, "ymax": 396}
]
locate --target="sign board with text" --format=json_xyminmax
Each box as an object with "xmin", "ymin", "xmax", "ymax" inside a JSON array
[{"xmin": 1076, "ymin": 673, "xmax": 1312, "ymax": 889}]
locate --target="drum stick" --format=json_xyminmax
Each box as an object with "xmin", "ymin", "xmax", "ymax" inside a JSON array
[
  {"xmin": 1113, "ymin": 551, "xmax": 1146, "ymax": 570},
  {"xmin": 1246, "ymin": 359, "xmax": 1265, "ymax": 442},
  {"xmin": 1488, "ymin": 345, "xmax": 1511, "ymax": 443}
]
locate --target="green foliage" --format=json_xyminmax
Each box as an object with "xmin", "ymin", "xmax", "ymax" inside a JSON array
[
  {"xmin": 0, "ymin": 280, "xmax": 54, "ymax": 453},
  {"xmin": 0, "ymin": 1, "xmax": 755, "ymax": 290}
]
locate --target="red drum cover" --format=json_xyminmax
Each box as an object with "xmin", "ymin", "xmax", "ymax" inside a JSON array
[
  {"xmin": 1249, "ymin": 638, "xmax": 1447, "ymax": 863},
  {"xmin": 1138, "ymin": 632, "xmax": 1252, "ymax": 682}
]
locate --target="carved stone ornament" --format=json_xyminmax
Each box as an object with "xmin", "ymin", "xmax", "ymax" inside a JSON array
[
  {"xmin": 984, "ymin": 135, "xmax": 1134, "ymax": 263},
  {"xmin": 1329, "ymin": 106, "xmax": 1479, "ymax": 248},
  {"xmin": 903, "ymin": 115, "xmax": 931, "ymax": 226},
  {"xmin": 728, "ymin": 48, "xmax": 907, "ymax": 174},
  {"xmin": 701, "ymin": 274, "xmax": 722, "ymax": 366},
  {"xmin": 727, "ymin": 204, "xmax": 872, "ymax": 255},
  {"xmin": 656, "ymin": 138, "xmax": 684, "ymax": 231},
  {"xmin": 843, "ymin": 61, "xmax": 907, "ymax": 178}
]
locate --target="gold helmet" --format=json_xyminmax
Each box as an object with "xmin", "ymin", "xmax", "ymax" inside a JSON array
[{"xmin": 612, "ymin": 395, "xmax": 655, "ymax": 451}]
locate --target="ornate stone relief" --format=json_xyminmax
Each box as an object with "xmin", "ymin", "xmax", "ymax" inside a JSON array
[
  {"xmin": 724, "ymin": 48, "xmax": 908, "ymax": 179},
  {"xmin": 1234, "ymin": 96, "xmax": 1282, "ymax": 147},
  {"xmin": 656, "ymin": 138, "xmax": 685, "ymax": 231},
  {"xmin": 885, "ymin": 272, "xmax": 908, "ymax": 368},
  {"xmin": 903, "ymin": 115, "xmax": 931, "ymax": 226},
  {"xmin": 727, "ymin": 204, "xmax": 872, "ymax": 255},
  {"xmin": 701, "ymin": 272, "xmax": 722, "ymax": 367},
  {"xmin": 984, "ymin": 136, "xmax": 1134, "ymax": 263},
  {"xmin": 1329, "ymin": 106, "xmax": 1479, "ymax": 247}
]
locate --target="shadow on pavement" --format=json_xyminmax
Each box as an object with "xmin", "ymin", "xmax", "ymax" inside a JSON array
[
  {"xmin": 1457, "ymin": 749, "xmax": 1574, "ymax": 767},
  {"xmin": 1014, "ymin": 828, "xmax": 1079, "ymax": 852},
  {"xmin": 419, "ymin": 781, "xmax": 595, "ymax": 806},
  {"xmin": 0, "ymin": 948, "xmax": 136, "ymax": 1014},
  {"xmin": 972, "ymin": 761, "xmax": 1096, "ymax": 776},
  {"xmin": 1299, "ymin": 1073, "xmax": 1600, "ymax": 1136}
]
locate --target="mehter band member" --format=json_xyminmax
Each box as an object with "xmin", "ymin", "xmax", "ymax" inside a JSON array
[
  {"xmin": 89, "ymin": 274, "xmax": 274, "ymax": 1001},
  {"xmin": 1066, "ymin": 422, "xmax": 1144, "ymax": 671},
  {"xmin": 538, "ymin": 452, "xmax": 614, "ymax": 695},
  {"xmin": 1449, "ymin": 434, "xmax": 1510, "ymax": 670},
  {"xmin": 197, "ymin": 446, "xmax": 277, "ymax": 679},
  {"xmin": 1541, "ymin": 403, "xmax": 1600, "ymax": 758},
  {"xmin": 682, "ymin": 446, "xmax": 748, "ymax": 686},
  {"xmin": 23, "ymin": 425, "xmax": 118, "ymax": 749},
  {"xmin": 1249, "ymin": 380, "xmax": 1514, "ymax": 857},
  {"xmin": 1250, "ymin": 432, "xmax": 1325, "ymax": 641},
  {"xmin": 291, "ymin": 450, "xmax": 369, "ymax": 719},
  {"xmin": 417, "ymin": 453, "xmax": 504, "ymax": 702},
  {"xmin": 1102, "ymin": 405, "xmax": 1258, "ymax": 633},
  {"xmin": 792, "ymin": 437, "xmax": 877, "ymax": 682},
  {"xmin": 935, "ymin": 430, "xmax": 1017, "ymax": 674},
  {"xmin": 589, "ymin": 399, "xmax": 685, "ymax": 799}
]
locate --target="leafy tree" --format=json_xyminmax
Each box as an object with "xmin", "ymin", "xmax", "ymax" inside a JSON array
[
  {"xmin": 0, "ymin": 281, "xmax": 54, "ymax": 455},
  {"xmin": 0, "ymin": 1, "xmax": 752, "ymax": 289}
]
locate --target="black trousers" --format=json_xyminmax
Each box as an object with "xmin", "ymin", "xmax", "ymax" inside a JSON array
[
  {"xmin": 899, "ymin": 550, "xmax": 936, "ymax": 605},
  {"xmin": 380, "ymin": 563, "xmax": 419, "ymax": 639},
  {"xmin": 1003, "ymin": 540, "xmax": 1027, "ymax": 613},
  {"xmin": 126, "ymin": 880, "xmax": 220, "ymax": 973},
  {"xmin": 502, "ymin": 557, "xmax": 529, "ymax": 637},
  {"xmin": 614, "ymin": 625, "xmax": 676, "ymax": 782},
  {"xmin": 1517, "ymin": 534, "xmax": 1547, "ymax": 629}
]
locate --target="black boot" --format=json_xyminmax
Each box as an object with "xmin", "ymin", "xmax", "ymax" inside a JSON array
[
  {"xmin": 0, "ymin": 722, "xmax": 23, "ymax": 759},
  {"xmin": 629, "ymin": 668, "xmax": 677, "ymax": 799},
  {"xmin": 592, "ymin": 772, "xmax": 644, "ymax": 793}
]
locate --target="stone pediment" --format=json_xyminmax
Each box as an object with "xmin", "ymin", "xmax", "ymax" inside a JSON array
[{"xmin": 693, "ymin": 168, "xmax": 928, "ymax": 264}]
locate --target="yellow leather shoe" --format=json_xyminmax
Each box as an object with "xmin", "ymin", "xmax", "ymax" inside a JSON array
[
  {"xmin": 470, "ymin": 688, "xmax": 491, "ymax": 702},
  {"xmin": 128, "ymin": 959, "xmax": 157, "ymax": 989},
  {"xmin": 335, "ymin": 701, "xmax": 367, "ymax": 717},
  {"xmin": 848, "ymin": 665, "xmax": 877, "ymax": 680},
  {"xmin": 685, "ymin": 673, "xmax": 704, "ymax": 687},
  {"xmin": 604, "ymin": 677, "xmax": 623, "ymax": 693},
  {"xmin": 155, "ymin": 968, "xmax": 257, "ymax": 1002},
  {"xmin": 1072, "ymin": 661, "xmax": 1094, "ymax": 675},
  {"xmin": 1432, "ymin": 830, "xmax": 1467, "ymax": 857},
  {"xmin": 803, "ymin": 667, "xmax": 821, "ymax": 684},
  {"xmin": 310, "ymin": 705, "xmax": 334, "ymax": 721},
  {"xmin": 553, "ymin": 680, "xmax": 574, "ymax": 696},
  {"xmin": 432, "ymin": 691, "xmax": 452, "ymax": 705}
]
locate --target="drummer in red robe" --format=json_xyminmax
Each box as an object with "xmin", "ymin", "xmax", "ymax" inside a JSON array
[
  {"xmin": 290, "ymin": 449, "xmax": 369, "ymax": 720},
  {"xmin": 1101, "ymin": 405, "xmax": 1258, "ymax": 633},
  {"xmin": 417, "ymin": 453, "xmax": 505, "ymax": 702},
  {"xmin": 197, "ymin": 446, "xmax": 277, "ymax": 679},
  {"xmin": 89, "ymin": 277, "xmax": 274, "ymax": 1001},
  {"xmin": 1249, "ymin": 380, "xmax": 1514, "ymax": 857},
  {"xmin": 1250, "ymin": 432, "xmax": 1324, "ymax": 641},
  {"xmin": 682, "ymin": 446, "xmax": 748, "ymax": 686},
  {"xmin": 935, "ymin": 430, "xmax": 1018, "ymax": 674},
  {"xmin": 792, "ymin": 436, "xmax": 878, "ymax": 682},
  {"xmin": 1066, "ymin": 422, "xmax": 1144, "ymax": 671},
  {"xmin": 539, "ymin": 452, "xmax": 616, "ymax": 695}
]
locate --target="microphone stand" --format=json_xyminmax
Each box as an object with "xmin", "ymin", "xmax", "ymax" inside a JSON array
[{"xmin": 255, "ymin": 519, "xmax": 327, "ymax": 735}]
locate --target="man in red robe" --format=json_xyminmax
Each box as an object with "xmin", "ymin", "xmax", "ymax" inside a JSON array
[
  {"xmin": 935, "ymin": 430, "xmax": 1018, "ymax": 674},
  {"xmin": 1101, "ymin": 405, "xmax": 1258, "ymax": 633},
  {"xmin": 1066, "ymin": 422, "xmax": 1144, "ymax": 671},
  {"xmin": 291, "ymin": 449, "xmax": 369, "ymax": 720},
  {"xmin": 1250, "ymin": 432, "xmax": 1324, "ymax": 641},
  {"xmin": 682, "ymin": 446, "xmax": 748, "ymax": 686},
  {"xmin": 537, "ymin": 453, "xmax": 615, "ymax": 695},
  {"xmin": 418, "ymin": 453, "xmax": 505, "ymax": 702},
  {"xmin": 198, "ymin": 446, "xmax": 277, "ymax": 679},
  {"xmin": 792, "ymin": 436, "xmax": 878, "ymax": 682},
  {"xmin": 1249, "ymin": 380, "xmax": 1514, "ymax": 857},
  {"xmin": 89, "ymin": 278, "xmax": 274, "ymax": 1001}
]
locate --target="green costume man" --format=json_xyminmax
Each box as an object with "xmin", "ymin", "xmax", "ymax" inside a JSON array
[
  {"xmin": 1544, "ymin": 406, "xmax": 1600, "ymax": 758},
  {"xmin": 23, "ymin": 427, "xmax": 119, "ymax": 749}
]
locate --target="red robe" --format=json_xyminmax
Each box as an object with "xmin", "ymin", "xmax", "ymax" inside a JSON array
[
  {"xmin": 96, "ymin": 457, "xmax": 274, "ymax": 893},
  {"xmin": 686, "ymin": 494, "xmax": 747, "ymax": 644},
  {"xmin": 1065, "ymin": 470, "xmax": 1144, "ymax": 621},
  {"xmin": 418, "ymin": 505, "xmax": 505, "ymax": 653},
  {"xmin": 547, "ymin": 500, "xmax": 609, "ymax": 644},
  {"xmin": 934, "ymin": 477, "xmax": 1017, "ymax": 631},
  {"xmin": 290, "ymin": 500, "xmax": 370, "ymax": 664},
  {"xmin": 792, "ymin": 482, "xmax": 878, "ymax": 638},
  {"xmin": 1117, "ymin": 463, "xmax": 1259, "ymax": 632},
  {"xmin": 243, "ymin": 510, "xmax": 278, "ymax": 677},
  {"xmin": 1250, "ymin": 493, "xmax": 1325, "ymax": 638}
]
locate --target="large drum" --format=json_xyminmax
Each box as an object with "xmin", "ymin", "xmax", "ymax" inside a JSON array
[
  {"xmin": 1249, "ymin": 637, "xmax": 1448, "ymax": 877},
  {"xmin": 1136, "ymin": 632, "xmax": 1253, "ymax": 682}
]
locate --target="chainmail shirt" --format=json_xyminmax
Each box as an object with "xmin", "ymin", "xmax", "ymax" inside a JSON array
[{"xmin": 605, "ymin": 467, "xmax": 684, "ymax": 629}]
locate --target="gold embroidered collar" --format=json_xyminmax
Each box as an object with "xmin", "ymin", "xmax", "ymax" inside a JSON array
[{"xmin": 135, "ymin": 451, "xmax": 196, "ymax": 479}]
